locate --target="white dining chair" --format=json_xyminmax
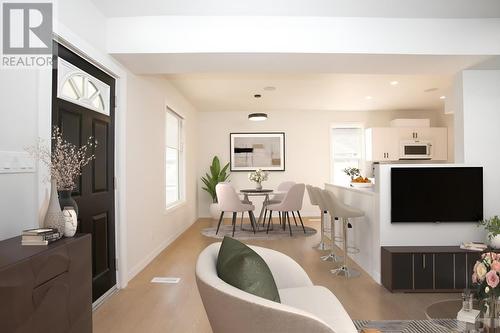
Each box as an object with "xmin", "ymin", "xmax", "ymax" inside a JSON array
[
  {"xmin": 263, "ymin": 181, "xmax": 296, "ymax": 227},
  {"xmin": 215, "ymin": 183, "xmax": 257, "ymax": 236},
  {"xmin": 266, "ymin": 184, "xmax": 306, "ymax": 236}
]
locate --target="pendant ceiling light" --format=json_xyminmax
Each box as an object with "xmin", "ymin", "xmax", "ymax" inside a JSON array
[{"xmin": 248, "ymin": 113, "xmax": 268, "ymax": 121}]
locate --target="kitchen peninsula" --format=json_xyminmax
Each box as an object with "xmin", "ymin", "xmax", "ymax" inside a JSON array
[{"xmin": 325, "ymin": 164, "xmax": 485, "ymax": 284}]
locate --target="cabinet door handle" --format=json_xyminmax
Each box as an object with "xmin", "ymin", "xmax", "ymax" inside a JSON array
[{"xmin": 423, "ymin": 254, "xmax": 426, "ymax": 269}]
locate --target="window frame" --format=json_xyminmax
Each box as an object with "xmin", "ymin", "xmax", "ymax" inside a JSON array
[
  {"xmin": 57, "ymin": 58, "xmax": 111, "ymax": 115},
  {"xmin": 165, "ymin": 107, "xmax": 186, "ymax": 211},
  {"xmin": 329, "ymin": 123, "xmax": 365, "ymax": 184}
]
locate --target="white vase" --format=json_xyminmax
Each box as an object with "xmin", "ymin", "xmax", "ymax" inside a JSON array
[
  {"xmin": 209, "ymin": 203, "xmax": 220, "ymax": 220},
  {"xmin": 43, "ymin": 179, "xmax": 66, "ymax": 234},
  {"xmin": 62, "ymin": 207, "xmax": 78, "ymax": 237},
  {"xmin": 255, "ymin": 182, "xmax": 263, "ymax": 190},
  {"xmin": 490, "ymin": 234, "xmax": 500, "ymax": 249}
]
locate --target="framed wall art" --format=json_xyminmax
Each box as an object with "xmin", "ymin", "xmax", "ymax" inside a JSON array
[{"xmin": 230, "ymin": 132, "xmax": 285, "ymax": 171}]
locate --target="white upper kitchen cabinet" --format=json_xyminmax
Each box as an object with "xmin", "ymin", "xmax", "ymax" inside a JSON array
[
  {"xmin": 365, "ymin": 128, "xmax": 399, "ymax": 162},
  {"xmin": 397, "ymin": 127, "xmax": 432, "ymax": 141},
  {"xmin": 428, "ymin": 128, "xmax": 448, "ymax": 161},
  {"xmin": 366, "ymin": 127, "xmax": 448, "ymax": 162}
]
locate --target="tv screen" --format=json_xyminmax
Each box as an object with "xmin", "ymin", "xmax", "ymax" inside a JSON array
[{"xmin": 391, "ymin": 167, "xmax": 483, "ymax": 223}]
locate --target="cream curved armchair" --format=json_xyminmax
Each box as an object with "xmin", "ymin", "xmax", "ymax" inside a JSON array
[{"xmin": 195, "ymin": 242, "xmax": 357, "ymax": 333}]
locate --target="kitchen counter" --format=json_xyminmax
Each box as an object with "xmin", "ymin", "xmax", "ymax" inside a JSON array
[
  {"xmin": 328, "ymin": 183, "xmax": 375, "ymax": 196},
  {"xmin": 325, "ymin": 182, "xmax": 379, "ymax": 282}
]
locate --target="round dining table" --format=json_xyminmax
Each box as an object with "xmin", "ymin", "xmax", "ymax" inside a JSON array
[{"xmin": 239, "ymin": 189, "xmax": 280, "ymax": 231}]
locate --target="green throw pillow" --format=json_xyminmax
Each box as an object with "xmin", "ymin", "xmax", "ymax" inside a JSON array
[{"xmin": 216, "ymin": 236, "xmax": 281, "ymax": 303}]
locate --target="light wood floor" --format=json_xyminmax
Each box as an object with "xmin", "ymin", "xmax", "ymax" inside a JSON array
[{"xmin": 93, "ymin": 218, "xmax": 458, "ymax": 333}]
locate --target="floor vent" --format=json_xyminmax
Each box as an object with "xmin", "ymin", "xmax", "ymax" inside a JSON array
[{"xmin": 151, "ymin": 277, "xmax": 181, "ymax": 284}]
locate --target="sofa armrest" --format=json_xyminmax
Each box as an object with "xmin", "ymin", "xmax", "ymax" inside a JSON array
[{"xmin": 251, "ymin": 246, "xmax": 313, "ymax": 289}]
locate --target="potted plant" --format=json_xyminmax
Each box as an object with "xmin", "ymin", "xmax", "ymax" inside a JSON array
[
  {"xmin": 248, "ymin": 169, "xmax": 268, "ymax": 190},
  {"xmin": 479, "ymin": 216, "xmax": 500, "ymax": 249},
  {"xmin": 201, "ymin": 156, "xmax": 230, "ymax": 219},
  {"xmin": 342, "ymin": 167, "xmax": 361, "ymax": 180}
]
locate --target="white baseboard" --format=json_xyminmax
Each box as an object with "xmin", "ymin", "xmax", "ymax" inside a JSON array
[
  {"xmin": 126, "ymin": 219, "xmax": 196, "ymax": 282},
  {"xmin": 371, "ymin": 271, "xmax": 381, "ymax": 285}
]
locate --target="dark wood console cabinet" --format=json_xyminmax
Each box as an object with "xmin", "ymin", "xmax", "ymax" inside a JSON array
[
  {"xmin": 381, "ymin": 246, "xmax": 483, "ymax": 293},
  {"xmin": 0, "ymin": 234, "xmax": 92, "ymax": 333}
]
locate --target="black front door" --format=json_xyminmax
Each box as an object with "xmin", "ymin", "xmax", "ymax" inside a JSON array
[{"xmin": 52, "ymin": 42, "xmax": 116, "ymax": 301}]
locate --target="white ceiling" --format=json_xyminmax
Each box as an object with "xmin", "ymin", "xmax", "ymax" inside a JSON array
[
  {"xmin": 167, "ymin": 73, "xmax": 452, "ymax": 112},
  {"xmin": 91, "ymin": 0, "xmax": 500, "ymax": 18}
]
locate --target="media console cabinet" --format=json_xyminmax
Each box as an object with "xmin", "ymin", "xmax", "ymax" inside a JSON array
[
  {"xmin": 0, "ymin": 234, "xmax": 92, "ymax": 333},
  {"xmin": 381, "ymin": 246, "xmax": 485, "ymax": 293}
]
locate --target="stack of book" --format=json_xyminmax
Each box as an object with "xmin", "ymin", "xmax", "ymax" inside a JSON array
[
  {"xmin": 21, "ymin": 228, "xmax": 61, "ymax": 246},
  {"xmin": 460, "ymin": 242, "xmax": 488, "ymax": 252}
]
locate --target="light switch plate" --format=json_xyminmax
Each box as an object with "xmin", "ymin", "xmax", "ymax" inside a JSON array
[{"xmin": 0, "ymin": 151, "xmax": 35, "ymax": 174}]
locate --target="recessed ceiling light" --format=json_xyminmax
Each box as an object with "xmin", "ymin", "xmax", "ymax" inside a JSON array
[
  {"xmin": 439, "ymin": 95, "xmax": 446, "ymax": 100},
  {"xmin": 253, "ymin": 94, "xmax": 262, "ymax": 98},
  {"xmin": 248, "ymin": 113, "xmax": 268, "ymax": 121},
  {"xmin": 390, "ymin": 81, "xmax": 399, "ymax": 86},
  {"xmin": 365, "ymin": 95, "xmax": 373, "ymax": 100},
  {"xmin": 263, "ymin": 86, "xmax": 276, "ymax": 91}
]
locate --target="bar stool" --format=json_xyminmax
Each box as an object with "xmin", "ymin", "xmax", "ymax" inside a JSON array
[
  {"xmin": 321, "ymin": 189, "xmax": 364, "ymax": 278},
  {"xmin": 316, "ymin": 187, "xmax": 343, "ymax": 263},
  {"xmin": 306, "ymin": 185, "xmax": 331, "ymax": 251}
]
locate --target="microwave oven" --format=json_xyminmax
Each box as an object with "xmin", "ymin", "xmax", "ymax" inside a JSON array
[{"xmin": 400, "ymin": 140, "xmax": 432, "ymax": 160}]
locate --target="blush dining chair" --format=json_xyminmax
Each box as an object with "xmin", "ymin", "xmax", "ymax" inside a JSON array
[{"xmin": 215, "ymin": 183, "xmax": 257, "ymax": 237}]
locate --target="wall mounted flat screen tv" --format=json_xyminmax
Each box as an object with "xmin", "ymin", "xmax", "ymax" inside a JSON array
[{"xmin": 391, "ymin": 167, "xmax": 483, "ymax": 223}]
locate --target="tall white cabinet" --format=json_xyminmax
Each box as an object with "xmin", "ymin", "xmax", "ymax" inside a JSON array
[{"xmin": 365, "ymin": 127, "xmax": 448, "ymax": 162}]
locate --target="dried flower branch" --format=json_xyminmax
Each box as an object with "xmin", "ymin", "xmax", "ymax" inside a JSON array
[{"xmin": 26, "ymin": 126, "xmax": 97, "ymax": 191}]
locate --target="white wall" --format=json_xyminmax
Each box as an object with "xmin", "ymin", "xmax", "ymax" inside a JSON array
[
  {"xmin": 125, "ymin": 75, "xmax": 199, "ymax": 280},
  {"xmin": 461, "ymin": 70, "xmax": 500, "ymax": 218},
  {"xmin": 196, "ymin": 109, "xmax": 449, "ymax": 217},
  {"xmin": 107, "ymin": 16, "xmax": 500, "ymax": 55},
  {"xmin": 377, "ymin": 164, "xmax": 486, "ymax": 248},
  {"xmin": 0, "ymin": 71, "xmax": 41, "ymax": 240}
]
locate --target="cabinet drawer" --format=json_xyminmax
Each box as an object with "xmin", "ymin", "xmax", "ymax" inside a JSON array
[
  {"xmin": 392, "ymin": 254, "xmax": 413, "ymax": 290},
  {"xmin": 435, "ymin": 253, "xmax": 454, "ymax": 289},
  {"xmin": 414, "ymin": 253, "xmax": 434, "ymax": 289},
  {"xmin": 30, "ymin": 246, "xmax": 70, "ymax": 287}
]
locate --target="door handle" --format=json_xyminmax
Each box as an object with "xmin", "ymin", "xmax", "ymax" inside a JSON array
[{"xmin": 423, "ymin": 254, "xmax": 426, "ymax": 269}]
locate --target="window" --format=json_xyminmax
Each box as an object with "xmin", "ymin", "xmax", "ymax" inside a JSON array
[
  {"xmin": 165, "ymin": 108, "xmax": 184, "ymax": 208},
  {"xmin": 331, "ymin": 126, "xmax": 363, "ymax": 184},
  {"xmin": 57, "ymin": 58, "xmax": 110, "ymax": 115}
]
